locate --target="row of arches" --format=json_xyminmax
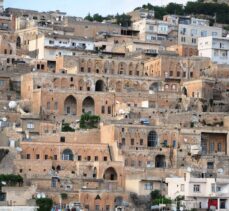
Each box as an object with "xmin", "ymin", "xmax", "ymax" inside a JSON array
[
  {"xmin": 64, "ymin": 96, "xmax": 95, "ymax": 115},
  {"xmin": 80, "ymin": 59, "xmax": 144, "ymax": 76}
]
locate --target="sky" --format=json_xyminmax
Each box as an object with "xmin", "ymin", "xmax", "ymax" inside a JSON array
[{"xmin": 4, "ymin": 0, "xmax": 192, "ymax": 17}]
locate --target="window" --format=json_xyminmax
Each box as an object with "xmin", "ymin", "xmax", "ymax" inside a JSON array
[
  {"xmin": 180, "ymin": 184, "xmax": 184, "ymax": 192},
  {"xmin": 191, "ymin": 29, "xmax": 197, "ymax": 36},
  {"xmin": 122, "ymin": 138, "xmax": 125, "ymax": 146},
  {"xmin": 101, "ymin": 106, "xmax": 105, "ymax": 114},
  {"xmin": 218, "ymin": 143, "xmax": 222, "ymax": 152},
  {"xmin": 201, "ymin": 31, "xmax": 207, "ymax": 37},
  {"xmin": 207, "ymin": 162, "xmax": 214, "ymax": 169},
  {"xmin": 54, "ymin": 102, "xmax": 58, "ymax": 110},
  {"xmin": 47, "ymin": 102, "xmax": 50, "ymax": 110},
  {"xmin": 181, "ymin": 37, "xmax": 186, "ymax": 42},
  {"xmin": 45, "ymin": 155, "xmax": 48, "ymax": 160},
  {"xmin": 210, "ymin": 142, "xmax": 214, "ymax": 153},
  {"xmin": 212, "ymin": 32, "xmax": 218, "ymax": 37},
  {"xmin": 60, "ymin": 136, "xmax": 65, "ymax": 143},
  {"xmin": 104, "ymin": 156, "xmax": 107, "ymax": 161},
  {"xmin": 36, "ymin": 154, "xmax": 40, "ymax": 159},
  {"xmin": 140, "ymin": 139, "xmax": 143, "ymax": 146},
  {"xmin": 95, "ymin": 205, "xmax": 100, "ymax": 211},
  {"xmin": 54, "ymin": 155, "xmax": 57, "ymax": 160},
  {"xmin": 211, "ymin": 183, "xmax": 216, "ymax": 192},
  {"xmin": 49, "ymin": 40, "xmax": 54, "ymax": 45},
  {"xmin": 27, "ymin": 123, "xmax": 34, "ymax": 129},
  {"xmin": 81, "ymin": 67, "xmax": 84, "ymax": 72},
  {"xmin": 87, "ymin": 156, "xmax": 91, "ymax": 161},
  {"xmin": 95, "ymin": 156, "xmax": 98, "ymax": 161},
  {"xmin": 193, "ymin": 184, "xmax": 200, "ymax": 192},
  {"xmin": 78, "ymin": 155, "xmax": 82, "ymax": 161},
  {"xmin": 144, "ymin": 183, "xmax": 153, "ymax": 190},
  {"xmin": 131, "ymin": 139, "xmax": 134, "ymax": 145},
  {"xmin": 0, "ymin": 80, "xmax": 5, "ymax": 86},
  {"xmin": 26, "ymin": 154, "xmax": 30, "ymax": 159},
  {"xmin": 192, "ymin": 38, "xmax": 196, "ymax": 44},
  {"xmin": 173, "ymin": 140, "xmax": 176, "ymax": 148},
  {"xmin": 169, "ymin": 71, "xmax": 173, "ymax": 76}
]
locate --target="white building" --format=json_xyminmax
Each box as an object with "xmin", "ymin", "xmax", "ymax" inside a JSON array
[
  {"xmin": 132, "ymin": 19, "xmax": 176, "ymax": 42},
  {"xmin": 178, "ymin": 18, "xmax": 222, "ymax": 46},
  {"xmin": 198, "ymin": 36, "xmax": 229, "ymax": 64},
  {"xmin": 166, "ymin": 172, "xmax": 229, "ymax": 210},
  {"xmin": 29, "ymin": 33, "xmax": 95, "ymax": 60}
]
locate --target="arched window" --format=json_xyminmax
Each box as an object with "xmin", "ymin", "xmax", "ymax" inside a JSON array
[
  {"xmin": 62, "ymin": 149, "xmax": 74, "ymax": 161},
  {"xmin": 103, "ymin": 167, "xmax": 117, "ymax": 181},
  {"xmin": 155, "ymin": 155, "xmax": 166, "ymax": 168},
  {"xmin": 95, "ymin": 80, "xmax": 105, "ymax": 92},
  {"xmin": 82, "ymin": 96, "xmax": 95, "ymax": 114},
  {"xmin": 64, "ymin": 95, "xmax": 77, "ymax": 115},
  {"xmin": 16, "ymin": 36, "xmax": 21, "ymax": 49},
  {"xmin": 148, "ymin": 131, "xmax": 158, "ymax": 147}
]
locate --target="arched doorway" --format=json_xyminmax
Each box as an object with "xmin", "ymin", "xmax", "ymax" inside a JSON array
[
  {"xmin": 95, "ymin": 80, "xmax": 105, "ymax": 92},
  {"xmin": 155, "ymin": 155, "xmax": 166, "ymax": 168},
  {"xmin": 16, "ymin": 36, "xmax": 21, "ymax": 49},
  {"xmin": 64, "ymin": 95, "xmax": 77, "ymax": 115},
  {"xmin": 62, "ymin": 149, "xmax": 74, "ymax": 161},
  {"xmin": 82, "ymin": 96, "xmax": 95, "ymax": 114},
  {"xmin": 182, "ymin": 87, "xmax": 187, "ymax": 96},
  {"xmin": 150, "ymin": 82, "xmax": 159, "ymax": 92},
  {"xmin": 147, "ymin": 131, "xmax": 158, "ymax": 147},
  {"xmin": 103, "ymin": 167, "xmax": 117, "ymax": 181}
]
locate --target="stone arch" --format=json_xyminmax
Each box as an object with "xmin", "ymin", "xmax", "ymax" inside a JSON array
[
  {"xmin": 16, "ymin": 36, "xmax": 21, "ymax": 48},
  {"xmin": 150, "ymin": 82, "xmax": 160, "ymax": 92},
  {"xmin": 155, "ymin": 155, "xmax": 166, "ymax": 168},
  {"xmin": 118, "ymin": 62, "xmax": 127, "ymax": 75},
  {"xmin": 141, "ymin": 82, "xmax": 148, "ymax": 91},
  {"xmin": 82, "ymin": 96, "xmax": 95, "ymax": 114},
  {"xmin": 95, "ymin": 80, "xmax": 105, "ymax": 92},
  {"xmin": 110, "ymin": 61, "xmax": 116, "ymax": 74},
  {"xmin": 78, "ymin": 79, "xmax": 85, "ymax": 91},
  {"xmin": 62, "ymin": 149, "xmax": 74, "ymax": 161},
  {"xmin": 147, "ymin": 131, "xmax": 158, "ymax": 147},
  {"xmin": 103, "ymin": 167, "xmax": 117, "ymax": 181},
  {"xmin": 95, "ymin": 60, "xmax": 102, "ymax": 74},
  {"xmin": 129, "ymin": 62, "xmax": 134, "ymax": 75},
  {"xmin": 64, "ymin": 95, "xmax": 77, "ymax": 115},
  {"xmin": 87, "ymin": 59, "xmax": 93, "ymax": 73}
]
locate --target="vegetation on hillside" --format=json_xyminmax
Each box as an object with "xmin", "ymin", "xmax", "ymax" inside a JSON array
[
  {"xmin": 79, "ymin": 113, "xmax": 100, "ymax": 129},
  {"xmin": 0, "ymin": 174, "xmax": 23, "ymax": 186},
  {"xmin": 85, "ymin": 1, "xmax": 229, "ymax": 27},
  {"xmin": 36, "ymin": 198, "xmax": 53, "ymax": 211}
]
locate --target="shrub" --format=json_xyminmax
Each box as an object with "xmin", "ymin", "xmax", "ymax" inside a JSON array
[{"xmin": 36, "ymin": 198, "xmax": 53, "ymax": 211}]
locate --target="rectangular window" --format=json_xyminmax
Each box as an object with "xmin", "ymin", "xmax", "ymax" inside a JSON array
[
  {"xmin": 192, "ymin": 38, "xmax": 196, "ymax": 44},
  {"xmin": 27, "ymin": 123, "xmax": 34, "ymax": 129},
  {"xmin": 101, "ymin": 106, "xmax": 105, "ymax": 114},
  {"xmin": 131, "ymin": 139, "xmax": 134, "ymax": 145},
  {"xmin": 140, "ymin": 139, "xmax": 143, "ymax": 146},
  {"xmin": 78, "ymin": 155, "xmax": 82, "ymax": 161},
  {"xmin": 26, "ymin": 154, "xmax": 30, "ymax": 159},
  {"xmin": 211, "ymin": 183, "xmax": 216, "ymax": 192},
  {"xmin": 94, "ymin": 156, "xmax": 98, "ymax": 161},
  {"xmin": 144, "ymin": 183, "xmax": 153, "ymax": 190},
  {"xmin": 47, "ymin": 102, "xmax": 50, "ymax": 110},
  {"xmin": 210, "ymin": 142, "xmax": 214, "ymax": 153},
  {"xmin": 45, "ymin": 155, "xmax": 48, "ymax": 160},
  {"xmin": 181, "ymin": 36, "xmax": 186, "ymax": 42},
  {"xmin": 122, "ymin": 138, "xmax": 125, "ymax": 146},
  {"xmin": 95, "ymin": 205, "xmax": 100, "ymax": 211},
  {"xmin": 105, "ymin": 205, "xmax": 110, "ymax": 211},
  {"xmin": 49, "ymin": 40, "xmax": 54, "ymax": 45},
  {"xmin": 60, "ymin": 137, "xmax": 65, "ymax": 143},
  {"xmin": 54, "ymin": 155, "xmax": 57, "ymax": 160},
  {"xmin": 201, "ymin": 31, "xmax": 207, "ymax": 37},
  {"xmin": 104, "ymin": 156, "xmax": 107, "ymax": 161},
  {"xmin": 36, "ymin": 154, "xmax": 40, "ymax": 159},
  {"xmin": 54, "ymin": 102, "xmax": 58, "ymax": 110},
  {"xmin": 173, "ymin": 140, "xmax": 176, "ymax": 148},
  {"xmin": 181, "ymin": 184, "xmax": 184, "ymax": 192},
  {"xmin": 207, "ymin": 162, "xmax": 214, "ymax": 169},
  {"xmin": 218, "ymin": 143, "xmax": 222, "ymax": 152},
  {"xmin": 108, "ymin": 106, "xmax": 111, "ymax": 114},
  {"xmin": 193, "ymin": 184, "xmax": 200, "ymax": 192}
]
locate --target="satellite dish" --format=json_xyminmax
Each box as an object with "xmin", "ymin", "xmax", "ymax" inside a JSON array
[
  {"xmin": 3, "ymin": 106, "xmax": 7, "ymax": 110},
  {"xmin": 37, "ymin": 193, "xmax": 41, "ymax": 199},
  {"xmin": 217, "ymin": 168, "xmax": 224, "ymax": 174},
  {"xmin": 187, "ymin": 167, "xmax": 192, "ymax": 172},
  {"xmin": 8, "ymin": 101, "xmax": 17, "ymax": 109},
  {"xmin": 1, "ymin": 181, "xmax": 6, "ymax": 185},
  {"xmin": 2, "ymin": 117, "xmax": 7, "ymax": 122},
  {"xmin": 41, "ymin": 193, "xmax": 46, "ymax": 198}
]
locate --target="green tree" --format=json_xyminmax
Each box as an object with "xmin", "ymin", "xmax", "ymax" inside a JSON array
[
  {"xmin": 36, "ymin": 198, "xmax": 53, "ymax": 211},
  {"xmin": 115, "ymin": 13, "xmax": 132, "ymax": 27},
  {"xmin": 166, "ymin": 3, "xmax": 184, "ymax": 15},
  {"xmin": 79, "ymin": 113, "xmax": 100, "ymax": 129},
  {"xmin": 84, "ymin": 13, "xmax": 93, "ymax": 21}
]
